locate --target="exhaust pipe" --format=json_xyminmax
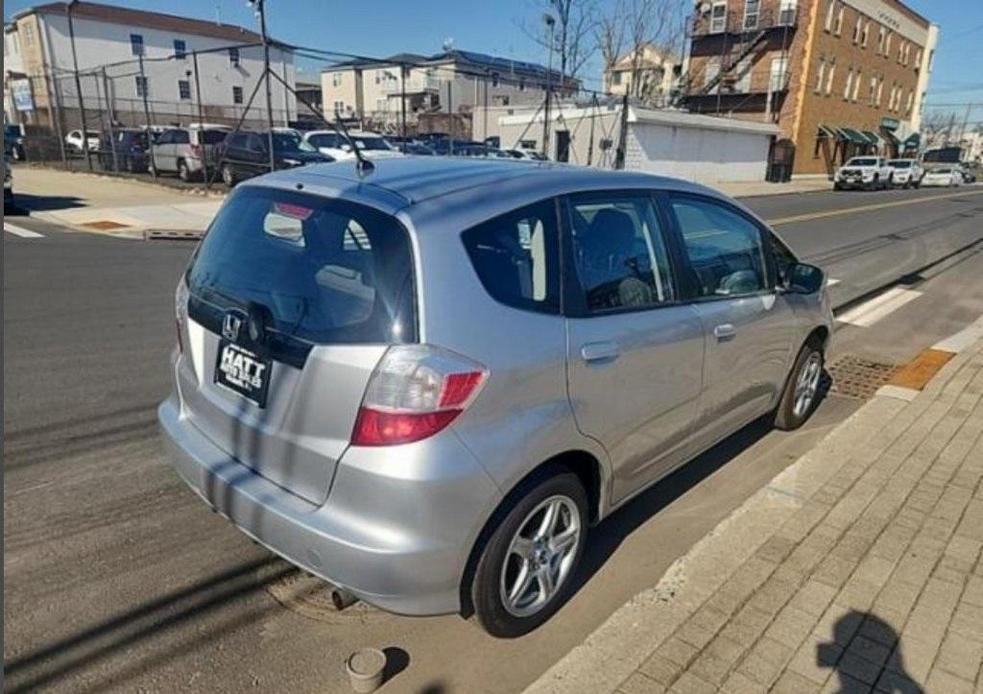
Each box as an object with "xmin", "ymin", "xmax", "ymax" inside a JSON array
[{"xmin": 331, "ymin": 586, "xmax": 359, "ymax": 611}]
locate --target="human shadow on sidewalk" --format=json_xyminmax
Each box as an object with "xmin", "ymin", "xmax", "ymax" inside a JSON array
[{"xmin": 817, "ymin": 611, "xmax": 924, "ymax": 694}]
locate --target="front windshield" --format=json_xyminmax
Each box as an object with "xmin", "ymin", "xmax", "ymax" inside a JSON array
[
  {"xmin": 307, "ymin": 132, "xmax": 342, "ymax": 149},
  {"xmin": 352, "ymin": 136, "xmax": 391, "ymax": 151},
  {"xmin": 272, "ymin": 132, "xmax": 316, "ymax": 153},
  {"xmin": 933, "ymin": 168, "xmax": 952, "ymax": 174},
  {"xmin": 847, "ymin": 158, "xmax": 878, "ymax": 166},
  {"xmin": 888, "ymin": 160, "xmax": 911, "ymax": 168}
]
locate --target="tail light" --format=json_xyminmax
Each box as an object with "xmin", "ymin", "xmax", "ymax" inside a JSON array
[
  {"xmin": 351, "ymin": 345, "xmax": 488, "ymax": 446},
  {"xmin": 190, "ymin": 143, "xmax": 203, "ymax": 159},
  {"xmin": 175, "ymin": 278, "xmax": 189, "ymax": 353}
]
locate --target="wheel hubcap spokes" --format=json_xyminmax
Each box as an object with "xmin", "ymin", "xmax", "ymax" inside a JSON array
[
  {"xmin": 793, "ymin": 353, "xmax": 822, "ymax": 417},
  {"xmin": 501, "ymin": 496, "xmax": 581, "ymax": 617}
]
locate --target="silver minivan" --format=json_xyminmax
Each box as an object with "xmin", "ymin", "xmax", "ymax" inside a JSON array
[
  {"xmin": 159, "ymin": 158, "xmax": 832, "ymax": 637},
  {"xmin": 152, "ymin": 124, "xmax": 231, "ymax": 181}
]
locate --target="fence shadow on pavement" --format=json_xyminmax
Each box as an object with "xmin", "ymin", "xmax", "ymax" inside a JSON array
[
  {"xmin": 6, "ymin": 192, "xmax": 86, "ymax": 213},
  {"xmin": 2, "ymin": 556, "xmax": 296, "ymax": 693},
  {"xmin": 818, "ymin": 610, "xmax": 924, "ymax": 694}
]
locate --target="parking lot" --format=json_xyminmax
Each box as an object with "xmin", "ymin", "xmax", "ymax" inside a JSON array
[{"xmin": 5, "ymin": 175, "xmax": 983, "ymax": 692}]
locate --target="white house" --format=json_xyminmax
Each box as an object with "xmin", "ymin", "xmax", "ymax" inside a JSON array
[
  {"xmin": 3, "ymin": 1, "xmax": 296, "ymax": 130},
  {"xmin": 321, "ymin": 49, "xmax": 578, "ymax": 132}
]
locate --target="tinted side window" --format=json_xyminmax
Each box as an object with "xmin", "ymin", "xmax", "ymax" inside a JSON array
[
  {"xmin": 671, "ymin": 196, "xmax": 768, "ymax": 298},
  {"xmin": 226, "ymin": 133, "xmax": 247, "ymax": 149},
  {"xmin": 569, "ymin": 192, "xmax": 675, "ymax": 312},
  {"xmin": 462, "ymin": 199, "xmax": 559, "ymax": 313},
  {"xmin": 173, "ymin": 130, "xmax": 190, "ymax": 144},
  {"xmin": 156, "ymin": 130, "xmax": 173, "ymax": 145},
  {"xmin": 770, "ymin": 233, "xmax": 797, "ymax": 284}
]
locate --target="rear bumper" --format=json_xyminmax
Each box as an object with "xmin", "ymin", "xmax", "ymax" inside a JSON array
[{"xmin": 158, "ymin": 395, "xmax": 500, "ymax": 616}]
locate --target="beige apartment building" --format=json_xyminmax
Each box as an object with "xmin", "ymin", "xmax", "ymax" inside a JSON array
[
  {"xmin": 604, "ymin": 44, "xmax": 682, "ymax": 107},
  {"xmin": 681, "ymin": 0, "xmax": 938, "ymax": 176}
]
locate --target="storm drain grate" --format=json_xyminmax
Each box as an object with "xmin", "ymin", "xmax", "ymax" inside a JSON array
[{"xmin": 826, "ymin": 355, "xmax": 898, "ymax": 400}]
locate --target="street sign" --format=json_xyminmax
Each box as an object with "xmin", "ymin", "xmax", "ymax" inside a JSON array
[{"xmin": 12, "ymin": 79, "xmax": 34, "ymax": 112}]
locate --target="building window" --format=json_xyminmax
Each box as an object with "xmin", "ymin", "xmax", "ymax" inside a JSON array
[
  {"xmin": 178, "ymin": 80, "xmax": 191, "ymax": 100},
  {"xmin": 852, "ymin": 16, "xmax": 862, "ymax": 44},
  {"xmin": 834, "ymin": 6, "xmax": 844, "ymax": 35},
  {"xmin": 374, "ymin": 71, "xmax": 381, "ymax": 85},
  {"xmin": 852, "ymin": 69, "xmax": 861, "ymax": 101},
  {"xmin": 876, "ymin": 78, "xmax": 883, "ymax": 107},
  {"xmin": 229, "ymin": 47, "xmax": 240, "ymax": 67},
  {"xmin": 779, "ymin": 0, "xmax": 797, "ymax": 25},
  {"xmin": 705, "ymin": 57, "xmax": 721, "ymax": 91},
  {"xmin": 868, "ymin": 75, "xmax": 877, "ymax": 106},
  {"xmin": 232, "ymin": 86, "xmax": 243, "ymax": 104},
  {"xmin": 769, "ymin": 56, "xmax": 788, "ymax": 91},
  {"xmin": 815, "ymin": 59, "xmax": 826, "ymax": 93},
  {"xmin": 905, "ymin": 90, "xmax": 914, "ymax": 116},
  {"xmin": 824, "ymin": 1, "xmax": 836, "ymax": 32},
  {"xmin": 914, "ymin": 49, "xmax": 922, "ymax": 69},
  {"xmin": 130, "ymin": 33, "xmax": 144, "ymax": 56},
  {"xmin": 861, "ymin": 21, "xmax": 870, "ymax": 47},
  {"xmin": 23, "ymin": 23, "xmax": 34, "ymax": 45},
  {"xmin": 743, "ymin": 0, "xmax": 760, "ymax": 30},
  {"xmin": 612, "ymin": 71, "xmax": 622, "ymax": 86},
  {"xmin": 709, "ymin": 1, "xmax": 727, "ymax": 33},
  {"xmin": 825, "ymin": 60, "xmax": 836, "ymax": 95},
  {"xmin": 877, "ymin": 26, "xmax": 885, "ymax": 54},
  {"xmin": 173, "ymin": 39, "xmax": 186, "ymax": 60},
  {"xmin": 332, "ymin": 72, "xmax": 342, "ymax": 87},
  {"xmin": 843, "ymin": 69, "xmax": 854, "ymax": 100},
  {"xmin": 135, "ymin": 75, "xmax": 149, "ymax": 97},
  {"xmin": 333, "ymin": 100, "xmax": 344, "ymax": 113},
  {"xmin": 885, "ymin": 32, "xmax": 892, "ymax": 58}
]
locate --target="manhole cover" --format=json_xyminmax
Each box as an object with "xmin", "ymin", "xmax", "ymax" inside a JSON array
[
  {"xmin": 81, "ymin": 220, "xmax": 130, "ymax": 230},
  {"xmin": 826, "ymin": 355, "xmax": 897, "ymax": 400},
  {"xmin": 266, "ymin": 570, "xmax": 390, "ymax": 625}
]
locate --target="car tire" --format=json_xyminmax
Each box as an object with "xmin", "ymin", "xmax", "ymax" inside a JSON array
[
  {"xmin": 178, "ymin": 159, "xmax": 191, "ymax": 182},
  {"xmin": 833, "ymin": 182, "xmax": 842, "ymax": 191},
  {"xmin": 222, "ymin": 164, "xmax": 236, "ymax": 188},
  {"xmin": 774, "ymin": 341, "xmax": 825, "ymax": 431},
  {"xmin": 471, "ymin": 468, "xmax": 588, "ymax": 638}
]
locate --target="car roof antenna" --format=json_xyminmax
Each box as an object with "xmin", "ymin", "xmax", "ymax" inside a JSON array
[{"xmin": 333, "ymin": 115, "xmax": 374, "ymax": 177}]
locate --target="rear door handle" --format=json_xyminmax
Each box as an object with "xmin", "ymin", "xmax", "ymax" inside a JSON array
[
  {"xmin": 713, "ymin": 323, "xmax": 737, "ymax": 340},
  {"xmin": 581, "ymin": 341, "xmax": 620, "ymax": 362}
]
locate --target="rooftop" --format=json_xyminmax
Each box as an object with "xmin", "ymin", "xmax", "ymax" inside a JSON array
[{"xmin": 14, "ymin": 1, "xmax": 262, "ymax": 43}]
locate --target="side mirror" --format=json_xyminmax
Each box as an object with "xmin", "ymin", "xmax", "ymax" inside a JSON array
[
  {"xmin": 341, "ymin": 143, "xmax": 352, "ymax": 152},
  {"xmin": 784, "ymin": 262, "xmax": 825, "ymax": 295}
]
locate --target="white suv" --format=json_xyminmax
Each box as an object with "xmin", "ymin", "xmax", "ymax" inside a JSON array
[
  {"xmin": 886, "ymin": 159, "xmax": 924, "ymax": 189},
  {"xmin": 303, "ymin": 130, "xmax": 403, "ymax": 161},
  {"xmin": 834, "ymin": 156, "xmax": 893, "ymax": 191}
]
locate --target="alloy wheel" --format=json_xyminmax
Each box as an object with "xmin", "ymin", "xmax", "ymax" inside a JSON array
[
  {"xmin": 499, "ymin": 495, "xmax": 581, "ymax": 618},
  {"xmin": 793, "ymin": 352, "xmax": 823, "ymax": 418}
]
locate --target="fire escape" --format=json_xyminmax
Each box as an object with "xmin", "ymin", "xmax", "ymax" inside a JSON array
[{"xmin": 677, "ymin": 3, "xmax": 798, "ymax": 107}]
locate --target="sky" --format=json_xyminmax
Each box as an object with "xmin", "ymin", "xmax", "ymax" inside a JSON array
[{"xmin": 4, "ymin": 0, "xmax": 981, "ymax": 126}]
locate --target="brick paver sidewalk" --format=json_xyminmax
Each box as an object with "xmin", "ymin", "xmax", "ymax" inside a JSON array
[{"xmin": 527, "ymin": 325, "xmax": 983, "ymax": 694}]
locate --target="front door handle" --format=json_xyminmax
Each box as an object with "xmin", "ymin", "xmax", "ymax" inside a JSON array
[
  {"xmin": 713, "ymin": 323, "xmax": 737, "ymax": 340},
  {"xmin": 581, "ymin": 341, "xmax": 620, "ymax": 362}
]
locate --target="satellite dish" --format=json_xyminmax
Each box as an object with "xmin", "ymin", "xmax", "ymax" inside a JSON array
[{"xmin": 442, "ymin": 38, "xmax": 455, "ymax": 52}]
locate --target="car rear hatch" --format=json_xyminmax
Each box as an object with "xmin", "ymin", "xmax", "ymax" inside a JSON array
[
  {"xmin": 197, "ymin": 129, "xmax": 231, "ymax": 166},
  {"xmin": 178, "ymin": 185, "xmax": 416, "ymax": 505}
]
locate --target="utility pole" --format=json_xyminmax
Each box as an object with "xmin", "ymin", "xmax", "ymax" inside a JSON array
[
  {"xmin": 66, "ymin": 0, "xmax": 92, "ymax": 170},
  {"xmin": 542, "ymin": 13, "xmax": 556, "ymax": 159},
  {"xmin": 137, "ymin": 53, "xmax": 157, "ymax": 181},
  {"xmin": 101, "ymin": 67, "xmax": 118, "ymax": 172},
  {"xmin": 447, "ymin": 80, "xmax": 454, "ymax": 154},
  {"xmin": 250, "ymin": 0, "xmax": 277, "ymax": 173},
  {"xmin": 400, "ymin": 64, "xmax": 408, "ymax": 138},
  {"xmin": 192, "ymin": 52, "xmax": 206, "ymax": 128},
  {"xmin": 586, "ymin": 93, "xmax": 597, "ymax": 167},
  {"xmin": 614, "ymin": 93, "xmax": 629, "ymax": 170}
]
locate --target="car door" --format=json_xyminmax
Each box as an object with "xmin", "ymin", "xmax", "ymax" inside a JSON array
[
  {"xmin": 665, "ymin": 193, "xmax": 796, "ymax": 441},
  {"xmin": 153, "ymin": 130, "xmax": 173, "ymax": 171},
  {"xmin": 563, "ymin": 190, "xmax": 705, "ymax": 503}
]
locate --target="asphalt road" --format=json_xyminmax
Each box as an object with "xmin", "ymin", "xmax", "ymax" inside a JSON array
[{"xmin": 4, "ymin": 185, "xmax": 983, "ymax": 694}]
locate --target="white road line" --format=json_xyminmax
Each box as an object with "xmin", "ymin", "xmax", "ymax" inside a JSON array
[
  {"xmin": 826, "ymin": 278, "xmax": 841, "ymax": 287},
  {"xmin": 837, "ymin": 287, "xmax": 923, "ymax": 327},
  {"xmin": 4, "ymin": 222, "xmax": 44, "ymax": 238}
]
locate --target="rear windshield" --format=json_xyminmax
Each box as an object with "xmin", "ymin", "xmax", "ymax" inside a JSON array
[
  {"xmin": 888, "ymin": 160, "xmax": 911, "ymax": 168},
  {"xmin": 847, "ymin": 158, "xmax": 878, "ymax": 166},
  {"xmin": 199, "ymin": 129, "xmax": 229, "ymax": 144},
  {"xmin": 186, "ymin": 187, "xmax": 416, "ymax": 348},
  {"xmin": 307, "ymin": 132, "xmax": 343, "ymax": 149}
]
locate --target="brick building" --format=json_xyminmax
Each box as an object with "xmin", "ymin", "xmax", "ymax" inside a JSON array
[{"xmin": 681, "ymin": 0, "xmax": 938, "ymax": 177}]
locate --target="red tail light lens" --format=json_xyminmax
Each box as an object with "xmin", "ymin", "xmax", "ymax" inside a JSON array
[
  {"xmin": 190, "ymin": 143, "xmax": 203, "ymax": 159},
  {"xmin": 351, "ymin": 345, "xmax": 488, "ymax": 447}
]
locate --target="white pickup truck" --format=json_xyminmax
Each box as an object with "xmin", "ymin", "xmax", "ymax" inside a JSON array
[{"xmin": 833, "ymin": 156, "xmax": 894, "ymax": 191}]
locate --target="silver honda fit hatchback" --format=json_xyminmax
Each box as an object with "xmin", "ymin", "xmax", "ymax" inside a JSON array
[{"xmin": 159, "ymin": 158, "xmax": 832, "ymax": 637}]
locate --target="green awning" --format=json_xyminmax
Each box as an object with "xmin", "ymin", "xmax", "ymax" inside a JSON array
[
  {"xmin": 839, "ymin": 127, "xmax": 870, "ymax": 145},
  {"xmin": 862, "ymin": 130, "xmax": 883, "ymax": 146},
  {"xmin": 903, "ymin": 133, "xmax": 921, "ymax": 148},
  {"xmin": 881, "ymin": 129, "xmax": 900, "ymax": 145},
  {"xmin": 818, "ymin": 124, "xmax": 838, "ymax": 139}
]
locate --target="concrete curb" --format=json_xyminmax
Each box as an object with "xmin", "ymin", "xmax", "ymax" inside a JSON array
[{"xmin": 523, "ymin": 315, "xmax": 983, "ymax": 694}]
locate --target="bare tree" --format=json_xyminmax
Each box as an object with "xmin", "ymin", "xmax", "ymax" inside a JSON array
[
  {"xmin": 921, "ymin": 110, "xmax": 957, "ymax": 148},
  {"xmin": 520, "ymin": 0, "xmax": 596, "ymax": 87},
  {"xmin": 596, "ymin": 0, "xmax": 687, "ymax": 104}
]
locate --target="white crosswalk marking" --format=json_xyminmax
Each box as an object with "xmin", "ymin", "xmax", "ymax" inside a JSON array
[
  {"xmin": 837, "ymin": 287, "xmax": 923, "ymax": 327},
  {"xmin": 826, "ymin": 278, "xmax": 841, "ymax": 287},
  {"xmin": 4, "ymin": 222, "xmax": 44, "ymax": 238}
]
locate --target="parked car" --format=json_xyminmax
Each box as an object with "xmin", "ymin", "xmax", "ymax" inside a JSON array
[
  {"xmin": 97, "ymin": 129, "xmax": 151, "ymax": 173},
  {"xmin": 833, "ymin": 156, "xmax": 893, "ymax": 190},
  {"xmin": 920, "ymin": 166, "xmax": 963, "ymax": 187},
  {"xmin": 160, "ymin": 158, "xmax": 832, "ymax": 637},
  {"xmin": 218, "ymin": 130, "xmax": 332, "ymax": 186},
  {"xmin": 4, "ymin": 158, "xmax": 12, "ymax": 208},
  {"xmin": 303, "ymin": 130, "xmax": 402, "ymax": 161},
  {"xmin": 65, "ymin": 129, "xmax": 100, "ymax": 154},
  {"xmin": 505, "ymin": 148, "xmax": 548, "ymax": 161},
  {"xmin": 5, "ymin": 123, "xmax": 26, "ymax": 160},
  {"xmin": 152, "ymin": 125, "xmax": 230, "ymax": 181},
  {"xmin": 886, "ymin": 158, "xmax": 923, "ymax": 188},
  {"xmin": 386, "ymin": 136, "xmax": 437, "ymax": 156},
  {"xmin": 962, "ymin": 164, "xmax": 978, "ymax": 184}
]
